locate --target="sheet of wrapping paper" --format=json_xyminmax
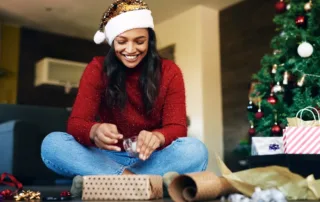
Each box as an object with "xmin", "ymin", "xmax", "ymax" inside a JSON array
[
  {"xmin": 286, "ymin": 117, "xmax": 320, "ymax": 127},
  {"xmin": 216, "ymin": 155, "xmax": 320, "ymax": 200}
]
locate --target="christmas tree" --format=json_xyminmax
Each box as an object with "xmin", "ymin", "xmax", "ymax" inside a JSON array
[{"xmin": 236, "ymin": 0, "xmax": 320, "ymax": 156}]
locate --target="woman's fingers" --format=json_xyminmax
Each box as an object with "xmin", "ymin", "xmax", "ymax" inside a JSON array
[
  {"xmin": 137, "ymin": 131, "xmax": 161, "ymax": 160},
  {"xmin": 94, "ymin": 137, "xmax": 121, "ymax": 151},
  {"xmin": 144, "ymin": 135, "xmax": 160, "ymax": 159},
  {"xmin": 97, "ymin": 131, "xmax": 118, "ymax": 144}
]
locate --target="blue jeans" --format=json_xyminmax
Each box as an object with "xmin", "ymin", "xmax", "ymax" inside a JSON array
[{"xmin": 41, "ymin": 132, "xmax": 208, "ymax": 177}]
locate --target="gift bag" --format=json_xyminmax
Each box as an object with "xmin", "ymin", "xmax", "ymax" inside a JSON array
[
  {"xmin": 82, "ymin": 175, "xmax": 163, "ymax": 201},
  {"xmin": 251, "ymin": 137, "xmax": 283, "ymax": 155},
  {"xmin": 283, "ymin": 106, "xmax": 320, "ymax": 154}
]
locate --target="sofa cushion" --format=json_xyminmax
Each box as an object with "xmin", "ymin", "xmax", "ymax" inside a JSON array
[
  {"xmin": 0, "ymin": 104, "xmax": 70, "ymax": 134},
  {"xmin": 0, "ymin": 120, "xmax": 62, "ymax": 184},
  {"xmin": 0, "ymin": 120, "xmax": 17, "ymax": 133},
  {"xmin": 0, "ymin": 121, "xmax": 17, "ymax": 175},
  {"xmin": 0, "ymin": 104, "xmax": 70, "ymax": 185}
]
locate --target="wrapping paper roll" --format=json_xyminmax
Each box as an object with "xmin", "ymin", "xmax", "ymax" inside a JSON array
[{"xmin": 168, "ymin": 171, "xmax": 237, "ymax": 202}]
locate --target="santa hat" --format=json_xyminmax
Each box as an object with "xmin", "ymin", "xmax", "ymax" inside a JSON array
[{"xmin": 93, "ymin": 0, "xmax": 154, "ymax": 45}]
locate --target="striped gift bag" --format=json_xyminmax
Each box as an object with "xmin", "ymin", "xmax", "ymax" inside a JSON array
[{"xmin": 283, "ymin": 107, "xmax": 320, "ymax": 154}]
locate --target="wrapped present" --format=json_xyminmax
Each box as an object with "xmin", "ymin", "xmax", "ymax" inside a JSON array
[
  {"xmin": 82, "ymin": 175, "xmax": 163, "ymax": 201},
  {"xmin": 251, "ymin": 137, "xmax": 284, "ymax": 155},
  {"xmin": 283, "ymin": 107, "xmax": 320, "ymax": 154}
]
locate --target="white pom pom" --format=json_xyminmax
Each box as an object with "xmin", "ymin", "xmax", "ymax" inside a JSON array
[
  {"xmin": 93, "ymin": 30, "xmax": 106, "ymax": 44},
  {"xmin": 298, "ymin": 42, "xmax": 313, "ymax": 58}
]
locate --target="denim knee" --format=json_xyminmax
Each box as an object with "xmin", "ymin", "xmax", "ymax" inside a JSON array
[
  {"xmin": 173, "ymin": 137, "xmax": 208, "ymax": 170},
  {"xmin": 41, "ymin": 132, "xmax": 77, "ymax": 177},
  {"xmin": 41, "ymin": 132, "xmax": 70, "ymax": 160}
]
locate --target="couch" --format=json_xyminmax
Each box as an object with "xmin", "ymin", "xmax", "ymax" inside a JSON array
[{"xmin": 0, "ymin": 104, "xmax": 71, "ymax": 185}]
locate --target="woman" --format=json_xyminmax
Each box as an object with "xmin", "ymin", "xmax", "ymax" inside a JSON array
[{"xmin": 41, "ymin": 0, "xmax": 208, "ymax": 177}]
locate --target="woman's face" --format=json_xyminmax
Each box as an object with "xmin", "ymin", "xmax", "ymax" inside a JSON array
[{"xmin": 114, "ymin": 28, "xmax": 149, "ymax": 68}]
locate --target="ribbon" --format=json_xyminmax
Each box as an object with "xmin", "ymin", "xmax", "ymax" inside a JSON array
[
  {"xmin": 269, "ymin": 144, "xmax": 280, "ymax": 151},
  {"xmin": 0, "ymin": 173, "xmax": 23, "ymax": 190},
  {"xmin": 0, "ymin": 173, "xmax": 23, "ymax": 199}
]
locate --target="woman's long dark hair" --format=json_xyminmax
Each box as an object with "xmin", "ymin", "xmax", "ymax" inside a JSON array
[{"xmin": 104, "ymin": 28, "xmax": 162, "ymax": 115}]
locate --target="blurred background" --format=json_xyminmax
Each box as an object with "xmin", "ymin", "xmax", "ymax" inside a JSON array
[{"xmin": 0, "ymin": 0, "xmax": 280, "ymax": 184}]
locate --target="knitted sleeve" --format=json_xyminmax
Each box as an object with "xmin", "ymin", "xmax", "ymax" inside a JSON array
[
  {"xmin": 67, "ymin": 57, "xmax": 105, "ymax": 146},
  {"xmin": 153, "ymin": 62, "xmax": 187, "ymax": 147}
]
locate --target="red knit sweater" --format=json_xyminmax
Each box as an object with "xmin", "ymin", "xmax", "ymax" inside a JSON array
[{"xmin": 67, "ymin": 56, "xmax": 187, "ymax": 150}]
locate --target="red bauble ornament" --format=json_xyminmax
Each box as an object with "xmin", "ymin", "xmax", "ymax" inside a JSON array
[
  {"xmin": 267, "ymin": 94, "xmax": 277, "ymax": 105},
  {"xmin": 255, "ymin": 110, "xmax": 264, "ymax": 119},
  {"xmin": 272, "ymin": 124, "xmax": 282, "ymax": 136},
  {"xmin": 60, "ymin": 191, "xmax": 71, "ymax": 197},
  {"xmin": 248, "ymin": 127, "xmax": 256, "ymax": 136},
  {"xmin": 275, "ymin": 1, "xmax": 286, "ymax": 13},
  {"xmin": 295, "ymin": 15, "xmax": 306, "ymax": 27},
  {"xmin": 0, "ymin": 189, "xmax": 13, "ymax": 200}
]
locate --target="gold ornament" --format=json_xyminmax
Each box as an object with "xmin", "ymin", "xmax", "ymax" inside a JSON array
[
  {"xmin": 283, "ymin": 71, "xmax": 289, "ymax": 85},
  {"xmin": 297, "ymin": 74, "xmax": 306, "ymax": 87},
  {"xmin": 272, "ymin": 64, "xmax": 278, "ymax": 74},
  {"xmin": 99, "ymin": 0, "xmax": 149, "ymax": 31},
  {"xmin": 304, "ymin": 1, "xmax": 312, "ymax": 11},
  {"xmin": 248, "ymin": 81, "xmax": 261, "ymax": 106},
  {"xmin": 14, "ymin": 190, "xmax": 41, "ymax": 201},
  {"xmin": 286, "ymin": 4, "xmax": 291, "ymax": 10},
  {"xmin": 273, "ymin": 49, "xmax": 281, "ymax": 55}
]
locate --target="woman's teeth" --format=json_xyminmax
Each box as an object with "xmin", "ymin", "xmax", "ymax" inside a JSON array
[{"xmin": 125, "ymin": 55, "xmax": 138, "ymax": 59}]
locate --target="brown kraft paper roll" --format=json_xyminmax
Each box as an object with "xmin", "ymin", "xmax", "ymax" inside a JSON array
[{"xmin": 168, "ymin": 171, "xmax": 237, "ymax": 202}]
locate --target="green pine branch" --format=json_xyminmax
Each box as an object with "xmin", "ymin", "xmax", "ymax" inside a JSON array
[{"xmin": 235, "ymin": 0, "xmax": 320, "ymax": 157}]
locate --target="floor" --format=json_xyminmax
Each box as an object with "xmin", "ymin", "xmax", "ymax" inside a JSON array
[
  {"xmin": 3, "ymin": 186, "xmax": 222, "ymax": 202},
  {"xmin": 3, "ymin": 186, "xmax": 318, "ymax": 202}
]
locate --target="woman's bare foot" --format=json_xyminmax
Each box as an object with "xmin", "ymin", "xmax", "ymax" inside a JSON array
[{"xmin": 122, "ymin": 169, "xmax": 135, "ymax": 175}]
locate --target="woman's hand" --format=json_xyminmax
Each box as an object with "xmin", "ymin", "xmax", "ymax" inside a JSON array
[
  {"xmin": 137, "ymin": 130, "xmax": 165, "ymax": 160},
  {"xmin": 90, "ymin": 123, "xmax": 123, "ymax": 151}
]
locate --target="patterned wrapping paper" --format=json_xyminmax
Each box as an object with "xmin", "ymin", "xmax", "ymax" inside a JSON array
[
  {"xmin": 82, "ymin": 175, "xmax": 163, "ymax": 201},
  {"xmin": 283, "ymin": 126, "xmax": 320, "ymax": 154},
  {"xmin": 283, "ymin": 107, "xmax": 320, "ymax": 154}
]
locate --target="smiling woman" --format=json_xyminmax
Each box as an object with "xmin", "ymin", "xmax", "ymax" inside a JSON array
[
  {"xmin": 114, "ymin": 29, "xmax": 149, "ymax": 68},
  {"xmin": 41, "ymin": 0, "xmax": 208, "ymax": 178}
]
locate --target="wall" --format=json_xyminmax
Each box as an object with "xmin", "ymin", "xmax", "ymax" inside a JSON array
[
  {"xmin": 0, "ymin": 24, "xmax": 20, "ymax": 104},
  {"xmin": 17, "ymin": 27, "xmax": 108, "ymax": 107},
  {"xmin": 201, "ymin": 7, "xmax": 223, "ymax": 174},
  {"xmin": 155, "ymin": 6, "xmax": 223, "ymax": 174},
  {"xmin": 220, "ymin": 0, "xmax": 277, "ymax": 170},
  {"xmin": 155, "ymin": 6, "xmax": 203, "ymax": 139}
]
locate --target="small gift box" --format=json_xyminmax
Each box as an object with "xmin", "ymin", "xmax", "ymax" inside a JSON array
[
  {"xmin": 251, "ymin": 137, "xmax": 284, "ymax": 156},
  {"xmin": 82, "ymin": 175, "xmax": 163, "ymax": 201},
  {"xmin": 283, "ymin": 106, "xmax": 320, "ymax": 154},
  {"xmin": 251, "ymin": 137, "xmax": 283, "ymax": 156}
]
